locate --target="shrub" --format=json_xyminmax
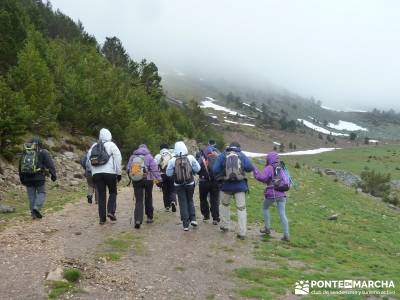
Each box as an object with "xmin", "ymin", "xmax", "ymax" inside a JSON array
[
  {"xmin": 294, "ymin": 162, "xmax": 301, "ymax": 169},
  {"xmin": 63, "ymin": 268, "xmax": 81, "ymax": 283},
  {"xmin": 359, "ymin": 170, "xmax": 391, "ymax": 198}
]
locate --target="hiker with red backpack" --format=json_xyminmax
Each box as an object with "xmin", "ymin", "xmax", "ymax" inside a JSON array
[
  {"xmin": 19, "ymin": 137, "xmax": 57, "ymax": 219},
  {"xmin": 155, "ymin": 143, "xmax": 177, "ymax": 212},
  {"xmin": 87, "ymin": 128, "xmax": 122, "ymax": 225},
  {"xmin": 253, "ymin": 152, "xmax": 290, "ymax": 241},
  {"xmin": 166, "ymin": 141, "xmax": 201, "ymax": 231},
  {"xmin": 212, "ymin": 142, "xmax": 254, "ymax": 240},
  {"xmin": 197, "ymin": 145, "xmax": 220, "ymax": 224},
  {"xmin": 127, "ymin": 144, "xmax": 161, "ymax": 229}
]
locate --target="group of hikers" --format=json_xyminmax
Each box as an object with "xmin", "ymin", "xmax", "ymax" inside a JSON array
[{"xmin": 19, "ymin": 128, "xmax": 291, "ymax": 241}]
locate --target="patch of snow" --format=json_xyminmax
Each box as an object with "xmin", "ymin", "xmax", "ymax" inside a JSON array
[
  {"xmin": 256, "ymin": 107, "xmax": 263, "ymax": 112},
  {"xmin": 224, "ymin": 120, "xmax": 255, "ymax": 127},
  {"xmin": 369, "ymin": 139, "xmax": 380, "ymax": 143},
  {"xmin": 273, "ymin": 141, "xmax": 281, "ymax": 146},
  {"xmin": 210, "ymin": 115, "xmax": 218, "ymax": 119},
  {"xmin": 201, "ymin": 98, "xmax": 246, "ymax": 117},
  {"xmin": 328, "ymin": 120, "xmax": 368, "ymax": 132},
  {"xmin": 322, "ymin": 105, "xmax": 368, "ymax": 113},
  {"xmin": 298, "ymin": 119, "xmax": 349, "ymax": 137},
  {"xmin": 243, "ymin": 147, "xmax": 340, "ymax": 158},
  {"xmin": 242, "ymin": 102, "xmax": 251, "ymax": 107}
]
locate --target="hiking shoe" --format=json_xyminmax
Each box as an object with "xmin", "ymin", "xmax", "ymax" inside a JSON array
[
  {"xmin": 87, "ymin": 195, "xmax": 93, "ymax": 204},
  {"xmin": 165, "ymin": 207, "xmax": 170, "ymax": 212},
  {"xmin": 203, "ymin": 217, "xmax": 210, "ymax": 223},
  {"xmin": 236, "ymin": 234, "xmax": 246, "ymax": 240},
  {"xmin": 107, "ymin": 213, "xmax": 117, "ymax": 221},
  {"xmin": 183, "ymin": 227, "xmax": 189, "ymax": 231},
  {"xmin": 260, "ymin": 227, "xmax": 271, "ymax": 235},
  {"xmin": 134, "ymin": 223, "xmax": 141, "ymax": 229},
  {"xmin": 220, "ymin": 226, "xmax": 229, "ymax": 232},
  {"xmin": 146, "ymin": 218, "xmax": 154, "ymax": 224},
  {"xmin": 31, "ymin": 212, "xmax": 37, "ymax": 220},
  {"xmin": 33, "ymin": 209, "xmax": 42, "ymax": 219},
  {"xmin": 212, "ymin": 220, "xmax": 219, "ymax": 225},
  {"xmin": 190, "ymin": 221, "xmax": 198, "ymax": 227},
  {"xmin": 171, "ymin": 202, "xmax": 177, "ymax": 212},
  {"xmin": 99, "ymin": 220, "xmax": 106, "ymax": 225},
  {"xmin": 281, "ymin": 236, "xmax": 290, "ymax": 242}
]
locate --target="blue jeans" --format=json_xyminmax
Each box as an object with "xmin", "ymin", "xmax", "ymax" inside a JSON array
[{"xmin": 263, "ymin": 197, "xmax": 289, "ymax": 237}]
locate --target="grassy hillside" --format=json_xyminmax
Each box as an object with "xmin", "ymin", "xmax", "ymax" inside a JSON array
[{"xmin": 236, "ymin": 158, "xmax": 400, "ymax": 299}]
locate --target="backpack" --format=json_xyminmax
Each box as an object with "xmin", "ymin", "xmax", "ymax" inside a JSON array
[
  {"xmin": 224, "ymin": 151, "xmax": 245, "ymax": 181},
  {"xmin": 130, "ymin": 155, "xmax": 147, "ymax": 182},
  {"xmin": 270, "ymin": 161, "xmax": 291, "ymax": 192},
  {"xmin": 159, "ymin": 151, "xmax": 173, "ymax": 172},
  {"xmin": 202, "ymin": 151, "xmax": 219, "ymax": 180},
  {"xmin": 20, "ymin": 143, "xmax": 41, "ymax": 175},
  {"xmin": 174, "ymin": 155, "xmax": 194, "ymax": 184},
  {"xmin": 80, "ymin": 154, "xmax": 87, "ymax": 170},
  {"xmin": 89, "ymin": 141, "xmax": 111, "ymax": 166}
]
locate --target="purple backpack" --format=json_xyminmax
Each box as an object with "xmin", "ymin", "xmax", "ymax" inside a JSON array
[{"xmin": 271, "ymin": 163, "xmax": 290, "ymax": 192}]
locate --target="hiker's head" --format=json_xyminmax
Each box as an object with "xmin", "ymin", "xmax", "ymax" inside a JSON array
[
  {"xmin": 174, "ymin": 141, "xmax": 188, "ymax": 156},
  {"xmin": 138, "ymin": 144, "xmax": 148, "ymax": 150},
  {"xmin": 227, "ymin": 142, "xmax": 241, "ymax": 152},
  {"xmin": 266, "ymin": 152, "xmax": 279, "ymax": 166},
  {"xmin": 160, "ymin": 143, "xmax": 169, "ymax": 150},
  {"xmin": 31, "ymin": 137, "xmax": 42, "ymax": 148},
  {"xmin": 99, "ymin": 128, "xmax": 112, "ymax": 142},
  {"xmin": 208, "ymin": 139, "xmax": 216, "ymax": 146}
]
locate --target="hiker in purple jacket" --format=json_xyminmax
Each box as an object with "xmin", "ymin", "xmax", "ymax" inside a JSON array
[
  {"xmin": 253, "ymin": 152, "xmax": 290, "ymax": 241},
  {"xmin": 127, "ymin": 144, "xmax": 161, "ymax": 228}
]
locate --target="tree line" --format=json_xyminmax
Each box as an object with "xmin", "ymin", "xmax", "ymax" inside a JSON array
[{"xmin": 0, "ymin": 0, "xmax": 221, "ymax": 159}]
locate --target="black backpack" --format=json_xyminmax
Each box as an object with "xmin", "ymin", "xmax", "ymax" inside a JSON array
[
  {"xmin": 20, "ymin": 143, "xmax": 41, "ymax": 175},
  {"xmin": 174, "ymin": 155, "xmax": 194, "ymax": 184},
  {"xmin": 89, "ymin": 141, "xmax": 110, "ymax": 166}
]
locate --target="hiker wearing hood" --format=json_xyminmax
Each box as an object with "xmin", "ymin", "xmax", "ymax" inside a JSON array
[
  {"xmin": 155, "ymin": 144, "xmax": 177, "ymax": 212},
  {"xmin": 166, "ymin": 141, "xmax": 201, "ymax": 231},
  {"xmin": 197, "ymin": 145, "xmax": 220, "ymax": 224},
  {"xmin": 212, "ymin": 142, "xmax": 254, "ymax": 239},
  {"xmin": 253, "ymin": 152, "xmax": 289, "ymax": 241},
  {"xmin": 19, "ymin": 137, "xmax": 57, "ymax": 219},
  {"xmin": 127, "ymin": 144, "xmax": 161, "ymax": 228},
  {"xmin": 87, "ymin": 128, "xmax": 122, "ymax": 225}
]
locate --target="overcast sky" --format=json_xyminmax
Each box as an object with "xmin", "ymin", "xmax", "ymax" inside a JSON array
[{"xmin": 50, "ymin": 0, "xmax": 400, "ymax": 110}]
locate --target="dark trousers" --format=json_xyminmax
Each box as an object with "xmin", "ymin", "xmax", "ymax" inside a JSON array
[
  {"xmin": 176, "ymin": 184, "xmax": 196, "ymax": 228},
  {"xmin": 199, "ymin": 180, "xmax": 220, "ymax": 221},
  {"xmin": 161, "ymin": 175, "xmax": 176, "ymax": 208},
  {"xmin": 93, "ymin": 173, "xmax": 117, "ymax": 222},
  {"xmin": 133, "ymin": 180, "xmax": 154, "ymax": 224}
]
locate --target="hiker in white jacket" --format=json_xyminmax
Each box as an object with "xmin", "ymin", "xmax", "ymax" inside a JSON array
[{"xmin": 87, "ymin": 128, "xmax": 122, "ymax": 224}]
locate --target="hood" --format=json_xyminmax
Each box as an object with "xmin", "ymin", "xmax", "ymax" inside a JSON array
[
  {"xmin": 203, "ymin": 145, "xmax": 214, "ymax": 156},
  {"xmin": 134, "ymin": 144, "xmax": 150, "ymax": 156},
  {"xmin": 174, "ymin": 141, "xmax": 188, "ymax": 156},
  {"xmin": 99, "ymin": 128, "xmax": 112, "ymax": 142},
  {"xmin": 266, "ymin": 152, "xmax": 279, "ymax": 166},
  {"xmin": 226, "ymin": 141, "xmax": 241, "ymax": 152},
  {"xmin": 160, "ymin": 148, "xmax": 171, "ymax": 155}
]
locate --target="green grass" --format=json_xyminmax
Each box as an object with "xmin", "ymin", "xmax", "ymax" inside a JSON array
[
  {"xmin": 235, "ymin": 159, "xmax": 400, "ymax": 299},
  {"xmin": 47, "ymin": 280, "xmax": 78, "ymax": 299},
  {"xmin": 284, "ymin": 144, "xmax": 400, "ymax": 179},
  {"xmin": 63, "ymin": 268, "xmax": 81, "ymax": 283},
  {"xmin": 96, "ymin": 231, "xmax": 143, "ymax": 262},
  {"xmin": 0, "ymin": 183, "xmax": 85, "ymax": 231}
]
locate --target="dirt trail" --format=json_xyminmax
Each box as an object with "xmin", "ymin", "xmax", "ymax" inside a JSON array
[{"xmin": 0, "ymin": 186, "xmax": 260, "ymax": 300}]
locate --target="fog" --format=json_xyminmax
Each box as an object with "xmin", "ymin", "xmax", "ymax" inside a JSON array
[{"xmin": 50, "ymin": 0, "xmax": 400, "ymax": 111}]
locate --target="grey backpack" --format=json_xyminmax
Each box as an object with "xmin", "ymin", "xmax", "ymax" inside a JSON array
[
  {"xmin": 174, "ymin": 155, "xmax": 194, "ymax": 184},
  {"xmin": 224, "ymin": 151, "xmax": 245, "ymax": 181}
]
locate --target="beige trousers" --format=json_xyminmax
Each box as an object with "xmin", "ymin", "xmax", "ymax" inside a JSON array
[{"xmin": 220, "ymin": 191, "xmax": 247, "ymax": 236}]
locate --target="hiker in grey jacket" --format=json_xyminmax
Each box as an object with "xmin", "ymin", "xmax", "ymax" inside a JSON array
[
  {"xmin": 87, "ymin": 128, "xmax": 122, "ymax": 225},
  {"xmin": 166, "ymin": 141, "xmax": 200, "ymax": 231}
]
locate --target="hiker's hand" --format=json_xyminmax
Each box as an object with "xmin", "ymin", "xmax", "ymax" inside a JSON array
[
  {"xmin": 117, "ymin": 175, "xmax": 122, "ymax": 182},
  {"xmin": 51, "ymin": 175, "xmax": 57, "ymax": 182}
]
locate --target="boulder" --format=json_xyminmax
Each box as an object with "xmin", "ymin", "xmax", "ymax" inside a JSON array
[
  {"xmin": 63, "ymin": 151, "xmax": 75, "ymax": 159},
  {"xmin": 46, "ymin": 266, "xmax": 65, "ymax": 281},
  {"xmin": 325, "ymin": 169, "xmax": 336, "ymax": 176},
  {"xmin": 70, "ymin": 180, "xmax": 80, "ymax": 186},
  {"xmin": 0, "ymin": 204, "xmax": 15, "ymax": 213},
  {"xmin": 327, "ymin": 214, "xmax": 339, "ymax": 221}
]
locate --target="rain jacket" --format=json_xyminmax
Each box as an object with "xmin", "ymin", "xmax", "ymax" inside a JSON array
[
  {"xmin": 253, "ymin": 152, "xmax": 286, "ymax": 198},
  {"xmin": 87, "ymin": 128, "xmax": 122, "ymax": 176},
  {"xmin": 212, "ymin": 145, "xmax": 253, "ymax": 193},
  {"xmin": 126, "ymin": 144, "xmax": 161, "ymax": 181},
  {"xmin": 166, "ymin": 141, "xmax": 201, "ymax": 186}
]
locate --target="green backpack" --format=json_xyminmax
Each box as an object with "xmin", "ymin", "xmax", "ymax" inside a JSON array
[{"xmin": 20, "ymin": 143, "xmax": 41, "ymax": 175}]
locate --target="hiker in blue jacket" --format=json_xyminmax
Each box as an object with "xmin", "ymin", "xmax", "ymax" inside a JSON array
[{"xmin": 213, "ymin": 142, "xmax": 254, "ymax": 239}]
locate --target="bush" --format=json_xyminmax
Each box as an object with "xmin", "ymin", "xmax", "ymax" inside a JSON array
[
  {"xmin": 359, "ymin": 170, "xmax": 391, "ymax": 198},
  {"xmin": 63, "ymin": 268, "xmax": 81, "ymax": 283},
  {"xmin": 383, "ymin": 193, "xmax": 400, "ymax": 206},
  {"xmin": 294, "ymin": 162, "xmax": 301, "ymax": 169}
]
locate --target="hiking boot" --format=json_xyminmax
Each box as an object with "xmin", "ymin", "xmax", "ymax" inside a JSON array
[
  {"xmin": 171, "ymin": 202, "xmax": 177, "ymax": 212},
  {"xmin": 190, "ymin": 220, "xmax": 198, "ymax": 227},
  {"xmin": 87, "ymin": 195, "xmax": 93, "ymax": 204},
  {"xmin": 281, "ymin": 236, "xmax": 290, "ymax": 242},
  {"xmin": 203, "ymin": 217, "xmax": 210, "ymax": 223},
  {"xmin": 165, "ymin": 207, "xmax": 170, "ymax": 212},
  {"xmin": 134, "ymin": 223, "xmax": 141, "ymax": 229},
  {"xmin": 31, "ymin": 212, "xmax": 37, "ymax": 220},
  {"xmin": 33, "ymin": 209, "xmax": 42, "ymax": 219},
  {"xmin": 260, "ymin": 227, "xmax": 271, "ymax": 235},
  {"xmin": 212, "ymin": 220, "xmax": 219, "ymax": 225},
  {"xmin": 146, "ymin": 218, "xmax": 154, "ymax": 224},
  {"xmin": 99, "ymin": 220, "xmax": 106, "ymax": 225},
  {"xmin": 107, "ymin": 213, "xmax": 117, "ymax": 221},
  {"xmin": 220, "ymin": 226, "xmax": 229, "ymax": 232},
  {"xmin": 236, "ymin": 234, "xmax": 246, "ymax": 240},
  {"xmin": 183, "ymin": 227, "xmax": 189, "ymax": 231}
]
